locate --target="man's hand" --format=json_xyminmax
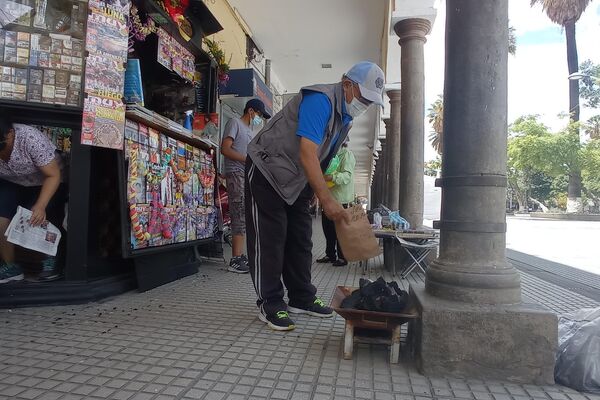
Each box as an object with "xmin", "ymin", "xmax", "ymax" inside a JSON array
[
  {"xmin": 322, "ymin": 198, "xmax": 348, "ymax": 223},
  {"xmin": 30, "ymin": 203, "xmax": 47, "ymax": 226},
  {"xmin": 324, "ymin": 175, "xmax": 333, "ymax": 182}
]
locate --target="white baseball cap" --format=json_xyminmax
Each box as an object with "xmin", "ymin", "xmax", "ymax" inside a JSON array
[{"xmin": 345, "ymin": 61, "xmax": 385, "ymax": 107}]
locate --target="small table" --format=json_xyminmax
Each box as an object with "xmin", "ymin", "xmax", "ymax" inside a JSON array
[{"xmin": 359, "ymin": 229, "xmax": 439, "ymax": 275}]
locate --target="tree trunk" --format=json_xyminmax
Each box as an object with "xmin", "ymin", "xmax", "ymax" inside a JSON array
[
  {"xmin": 564, "ymin": 20, "xmax": 583, "ymax": 212},
  {"xmin": 567, "ymin": 173, "xmax": 583, "ymax": 213},
  {"xmin": 565, "ymin": 20, "xmax": 580, "ymax": 122}
]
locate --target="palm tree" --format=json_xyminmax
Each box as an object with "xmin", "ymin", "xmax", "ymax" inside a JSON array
[
  {"xmin": 531, "ymin": 0, "xmax": 590, "ymax": 122},
  {"xmin": 427, "ymin": 95, "xmax": 443, "ymax": 156},
  {"xmin": 530, "ymin": 0, "xmax": 591, "ymax": 212}
]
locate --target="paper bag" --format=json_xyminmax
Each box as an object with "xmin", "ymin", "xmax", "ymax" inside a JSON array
[{"xmin": 335, "ymin": 205, "xmax": 382, "ymax": 262}]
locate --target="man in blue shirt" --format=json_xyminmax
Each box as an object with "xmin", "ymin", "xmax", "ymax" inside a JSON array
[{"xmin": 245, "ymin": 62, "xmax": 385, "ymax": 331}]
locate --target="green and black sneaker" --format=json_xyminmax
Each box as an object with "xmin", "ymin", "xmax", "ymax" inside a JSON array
[
  {"xmin": 258, "ymin": 310, "xmax": 296, "ymax": 331},
  {"xmin": 288, "ymin": 298, "xmax": 334, "ymax": 318}
]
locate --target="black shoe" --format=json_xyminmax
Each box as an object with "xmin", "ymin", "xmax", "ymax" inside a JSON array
[
  {"xmin": 258, "ymin": 310, "xmax": 295, "ymax": 331},
  {"xmin": 288, "ymin": 298, "xmax": 334, "ymax": 318},
  {"xmin": 37, "ymin": 258, "xmax": 62, "ymax": 282},
  {"xmin": 228, "ymin": 256, "xmax": 249, "ymax": 273},
  {"xmin": 332, "ymin": 259, "xmax": 348, "ymax": 267},
  {"xmin": 316, "ymin": 256, "xmax": 335, "ymax": 263}
]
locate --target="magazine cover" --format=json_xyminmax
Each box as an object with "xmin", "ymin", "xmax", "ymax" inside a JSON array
[
  {"xmin": 82, "ymin": 0, "xmax": 130, "ymax": 149},
  {"xmin": 81, "ymin": 93, "xmax": 126, "ymax": 148}
]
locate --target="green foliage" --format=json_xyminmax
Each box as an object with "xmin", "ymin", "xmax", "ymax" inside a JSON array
[
  {"xmin": 507, "ymin": 115, "xmax": 591, "ymax": 209},
  {"xmin": 584, "ymin": 115, "xmax": 600, "ymax": 139},
  {"xmin": 579, "ymin": 59, "xmax": 600, "ymax": 109},
  {"xmin": 427, "ymin": 95, "xmax": 443, "ymax": 155},
  {"xmin": 424, "ymin": 157, "xmax": 441, "ymax": 177},
  {"xmin": 582, "ymin": 139, "xmax": 600, "ymax": 199},
  {"xmin": 508, "ymin": 26, "xmax": 517, "ymax": 56}
]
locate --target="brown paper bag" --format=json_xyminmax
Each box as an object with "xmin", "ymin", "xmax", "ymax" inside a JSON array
[{"xmin": 334, "ymin": 205, "xmax": 382, "ymax": 262}]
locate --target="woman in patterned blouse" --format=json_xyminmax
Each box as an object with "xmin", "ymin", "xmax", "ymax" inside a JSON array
[{"xmin": 0, "ymin": 111, "xmax": 64, "ymax": 284}]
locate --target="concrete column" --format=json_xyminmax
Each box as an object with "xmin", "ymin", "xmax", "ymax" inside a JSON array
[
  {"xmin": 385, "ymin": 91, "xmax": 401, "ymax": 210},
  {"xmin": 426, "ymin": 5, "xmax": 519, "ymax": 305},
  {"xmin": 394, "ymin": 19, "xmax": 430, "ymax": 228},
  {"xmin": 411, "ymin": 0, "xmax": 557, "ymax": 384}
]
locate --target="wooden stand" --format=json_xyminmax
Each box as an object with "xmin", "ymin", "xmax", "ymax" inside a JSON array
[{"xmin": 331, "ymin": 286, "xmax": 418, "ymax": 364}]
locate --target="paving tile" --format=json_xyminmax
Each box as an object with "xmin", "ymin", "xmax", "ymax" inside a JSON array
[{"xmin": 0, "ymin": 231, "xmax": 596, "ymax": 400}]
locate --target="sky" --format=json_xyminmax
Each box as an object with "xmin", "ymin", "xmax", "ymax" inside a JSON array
[{"xmin": 423, "ymin": 0, "xmax": 600, "ymax": 161}]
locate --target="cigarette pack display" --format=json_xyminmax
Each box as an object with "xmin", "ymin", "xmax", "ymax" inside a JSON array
[
  {"xmin": 17, "ymin": 32, "xmax": 30, "ymax": 48},
  {"xmin": 55, "ymin": 70, "xmax": 68, "ymax": 87},
  {"xmin": 42, "ymin": 84, "xmax": 55, "ymax": 103},
  {"xmin": 71, "ymin": 57, "xmax": 82, "ymax": 72},
  {"xmin": 38, "ymin": 36, "xmax": 51, "ymax": 52},
  {"xmin": 15, "ymin": 68, "xmax": 27, "ymax": 84},
  {"xmin": 37, "ymin": 52, "xmax": 49, "ymax": 68},
  {"xmin": 4, "ymin": 32, "xmax": 16, "ymax": 47},
  {"xmin": 68, "ymin": 73, "xmax": 81, "ymax": 89},
  {"xmin": 54, "ymin": 87, "xmax": 67, "ymax": 105},
  {"xmin": 65, "ymin": 88, "xmax": 79, "ymax": 106},
  {"xmin": 51, "ymin": 37, "xmax": 62, "ymax": 54},
  {"xmin": 4, "ymin": 46, "xmax": 17, "ymax": 64},
  {"xmin": 27, "ymin": 84, "xmax": 42, "ymax": 102},
  {"xmin": 1, "ymin": 67, "xmax": 13, "ymax": 82},
  {"xmin": 14, "ymin": 84, "xmax": 26, "ymax": 100},
  {"xmin": 61, "ymin": 55, "xmax": 71, "ymax": 68},
  {"xmin": 29, "ymin": 68, "xmax": 44, "ymax": 86},
  {"xmin": 71, "ymin": 39, "xmax": 83, "ymax": 53},
  {"xmin": 43, "ymin": 69, "xmax": 55, "ymax": 84},
  {"xmin": 50, "ymin": 53, "xmax": 61, "ymax": 69},
  {"xmin": 28, "ymin": 33, "xmax": 41, "ymax": 66},
  {"xmin": 1, "ymin": 82, "xmax": 14, "ymax": 99},
  {"xmin": 16, "ymin": 47, "xmax": 29, "ymax": 65}
]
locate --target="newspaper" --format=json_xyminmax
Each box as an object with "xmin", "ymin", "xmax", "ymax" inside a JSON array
[{"xmin": 4, "ymin": 207, "xmax": 61, "ymax": 256}]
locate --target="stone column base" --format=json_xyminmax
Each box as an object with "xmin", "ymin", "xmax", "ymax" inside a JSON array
[{"xmin": 410, "ymin": 284, "xmax": 557, "ymax": 384}]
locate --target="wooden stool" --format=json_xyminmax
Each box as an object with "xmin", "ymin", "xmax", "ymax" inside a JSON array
[
  {"xmin": 331, "ymin": 286, "xmax": 418, "ymax": 364},
  {"xmin": 344, "ymin": 319, "xmax": 404, "ymax": 363}
]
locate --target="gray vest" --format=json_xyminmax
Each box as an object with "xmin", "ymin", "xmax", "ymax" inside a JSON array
[{"xmin": 247, "ymin": 82, "xmax": 351, "ymax": 205}]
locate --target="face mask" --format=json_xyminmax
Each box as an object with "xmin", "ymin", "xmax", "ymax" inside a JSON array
[
  {"xmin": 251, "ymin": 115, "xmax": 262, "ymax": 126},
  {"xmin": 346, "ymin": 97, "xmax": 369, "ymax": 118}
]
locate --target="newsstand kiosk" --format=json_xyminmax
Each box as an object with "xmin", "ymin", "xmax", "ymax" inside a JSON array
[{"xmin": 0, "ymin": 0, "xmax": 224, "ymax": 307}]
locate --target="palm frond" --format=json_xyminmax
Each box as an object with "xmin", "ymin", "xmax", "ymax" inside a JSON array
[{"xmin": 530, "ymin": 0, "xmax": 591, "ymax": 24}]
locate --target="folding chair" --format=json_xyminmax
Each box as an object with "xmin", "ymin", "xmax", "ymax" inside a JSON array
[{"xmin": 394, "ymin": 234, "xmax": 439, "ymax": 279}]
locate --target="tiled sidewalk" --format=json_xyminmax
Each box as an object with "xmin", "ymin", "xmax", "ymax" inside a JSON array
[{"xmin": 1, "ymin": 224, "xmax": 599, "ymax": 400}]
